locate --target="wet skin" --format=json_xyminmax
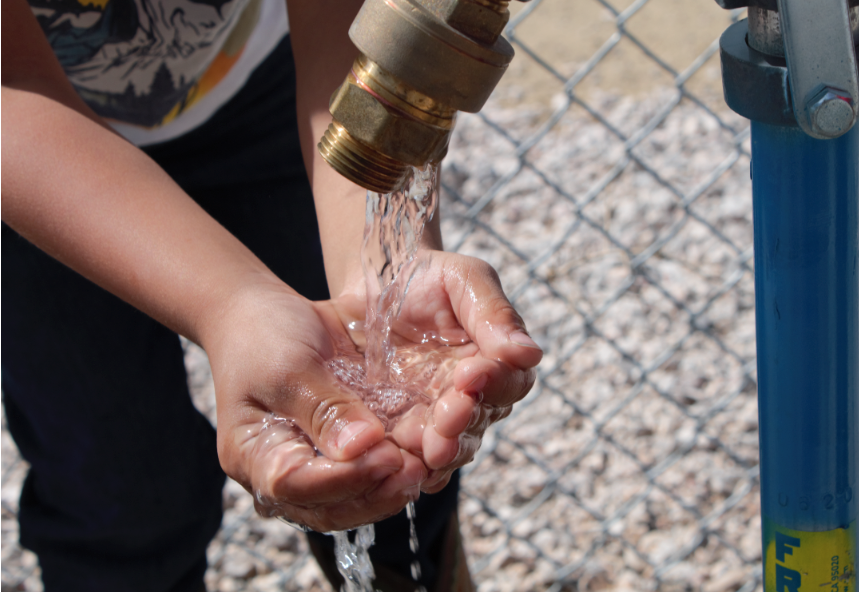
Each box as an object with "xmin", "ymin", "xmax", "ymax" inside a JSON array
[
  {"xmin": 2, "ymin": 0, "xmax": 541, "ymax": 535},
  {"xmin": 211, "ymin": 251, "xmax": 542, "ymax": 532}
]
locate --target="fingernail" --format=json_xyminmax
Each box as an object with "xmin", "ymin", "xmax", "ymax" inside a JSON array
[
  {"xmin": 370, "ymin": 465, "xmax": 400, "ymax": 481},
  {"xmin": 510, "ymin": 331, "xmax": 542, "ymax": 350},
  {"xmin": 464, "ymin": 374, "xmax": 488, "ymax": 394},
  {"xmin": 336, "ymin": 421, "xmax": 371, "ymax": 451}
]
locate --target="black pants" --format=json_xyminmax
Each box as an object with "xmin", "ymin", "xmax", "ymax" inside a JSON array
[{"xmin": 2, "ymin": 35, "xmax": 457, "ymax": 592}]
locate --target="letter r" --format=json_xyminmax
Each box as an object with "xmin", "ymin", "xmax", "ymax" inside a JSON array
[
  {"xmin": 775, "ymin": 531, "xmax": 801, "ymax": 563},
  {"xmin": 775, "ymin": 563, "xmax": 801, "ymax": 592}
]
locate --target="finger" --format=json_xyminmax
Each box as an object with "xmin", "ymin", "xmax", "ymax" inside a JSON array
[
  {"xmin": 421, "ymin": 469, "xmax": 453, "ymax": 494},
  {"xmin": 265, "ymin": 363, "xmax": 387, "ymax": 462},
  {"xmin": 491, "ymin": 404, "xmax": 512, "ymax": 424},
  {"xmin": 453, "ymin": 433, "xmax": 481, "ymax": 466},
  {"xmin": 364, "ymin": 449, "xmax": 427, "ymax": 503},
  {"xmin": 432, "ymin": 390, "xmax": 479, "ymax": 439},
  {"xmin": 422, "ymin": 429, "xmax": 482, "ymax": 482},
  {"xmin": 255, "ymin": 449, "xmax": 427, "ymax": 533},
  {"xmin": 461, "ymin": 404, "xmax": 511, "ymax": 441},
  {"xmin": 390, "ymin": 403, "xmax": 427, "ymax": 456},
  {"xmin": 218, "ymin": 406, "xmax": 272, "ymax": 489},
  {"xmin": 422, "ymin": 420, "xmax": 460, "ymax": 470},
  {"xmin": 251, "ymin": 418, "xmax": 405, "ymax": 507},
  {"xmin": 305, "ymin": 450, "xmax": 428, "ymax": 532},
  {"xmin": 259, "ymin": 496, "xmax": 403, "ymax": 534},
  {"xmin": 268, "ymin": 443, "xmax": 404, "ymax": 506},
  {"xmin": 444, "ymin": 259, "xmax": 543, "ymax": 370},
  {"xmin": 466, "ymin": 401, "xmax": 495, "ymax": 434},
  {"xmin": 452, "ymin": 356, "xmax": 537, "ymax": 408}
]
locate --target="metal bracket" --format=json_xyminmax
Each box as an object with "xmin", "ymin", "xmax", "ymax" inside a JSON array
[{"xmin": 777, "ymin": 0, "xmax": 859, "ymax": 138}]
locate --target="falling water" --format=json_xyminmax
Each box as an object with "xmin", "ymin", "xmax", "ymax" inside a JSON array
[
  {"xmin": 327, "ymin": 163, "xmax": 462, "ymax": 432},
  {"xmin": 328, "ymin": 164, "xmax": 453, "ymax": 592}
]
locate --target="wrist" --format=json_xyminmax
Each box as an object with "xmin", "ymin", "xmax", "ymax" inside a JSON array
[{"xmin": 195, "ymin": 269, "xmax": 299, "ymax": 354}]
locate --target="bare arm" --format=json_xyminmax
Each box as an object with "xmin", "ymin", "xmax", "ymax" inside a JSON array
[
  {"xmin": 1, "ymin": 0, "xmax": 279, "ymax": 347},
  {"xmin": 286, "ymin": 0, "xmax": 541, "ymax": 495},
  {"xmin": 2, "ymin": 0, "xmax": 423, "ymax": 531},
  {"xmin": 287, "ymin": 0, "xmax": 442, "ymax": 299},
  {"xmin": 2, "ymin": 0, "xmax": 540, "ymax": 527}
]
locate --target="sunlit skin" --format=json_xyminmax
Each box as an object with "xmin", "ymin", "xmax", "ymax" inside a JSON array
[
  {"xmin": 211, "ymin": 251, "xmax": 542, "ymax": 532},
  {"xmin": 2, "ymin": 0, "xmax": 542, "ymax": 534}
]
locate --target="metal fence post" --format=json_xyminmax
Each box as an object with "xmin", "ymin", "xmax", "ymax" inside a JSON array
[
  {"xmin": 718, "ymin": 2, "xmax": 858, "ymax": 589},
  {"xmin": 753, "ymin": 121, "xmax": 858, "ymax": 591}
]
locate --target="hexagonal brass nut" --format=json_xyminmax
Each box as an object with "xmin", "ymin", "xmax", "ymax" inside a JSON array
[
  {"xmin": 437, "ymin": 0, "xmax": 509, "ymax": 45},
  {"xmin": 329, "ymin": 79, "xmax": 452, "ymax": 167}
]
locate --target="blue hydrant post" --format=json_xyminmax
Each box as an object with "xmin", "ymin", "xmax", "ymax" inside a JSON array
[
  {"xmin": 751, "ymin": 121, "xmax": 858, "ymax": 590},
  {"xmin": 716, "ymin": 11, "xmax": 858, "ymax": 589}
]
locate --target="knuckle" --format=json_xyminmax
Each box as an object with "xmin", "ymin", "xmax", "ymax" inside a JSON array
[
  {"xmin": 475, "ymin": 258, "xmax": 501, "ymax": 283},
  {"xmin": 310, "ymin": 396, "xmax": 348, "ymax": 440},
  {"xmin": 522, "ymin": 367, "xmax": 537, "ymax": 393},
  {"xmin": 484, "ymin": 296, "xmax": 525, "ymax": 329}
]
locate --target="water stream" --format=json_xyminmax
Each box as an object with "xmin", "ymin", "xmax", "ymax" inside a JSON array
[
  {"xmin": 327, "ymin": 164, "xmax": 450, "ymax": 592},
  {"xmin": 256, "ymin": 165, "xmax": 458, "ymax": 591}
]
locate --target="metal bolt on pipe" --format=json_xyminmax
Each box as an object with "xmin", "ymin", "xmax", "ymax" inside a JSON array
[
  {"xmin": 717, "ymin": 0, "xmax": 859, "ymax": 589},
  {"xmin": 807, "ymin": 87, "xmax": 856, "ymax": 138}
]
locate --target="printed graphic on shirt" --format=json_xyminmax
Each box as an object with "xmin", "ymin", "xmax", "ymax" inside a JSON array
[{"xmin": 30, "ymin": 0, "xmax": 258, "ymax": 127}]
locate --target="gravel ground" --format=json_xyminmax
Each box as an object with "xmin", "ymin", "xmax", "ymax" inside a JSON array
[
  {"xmin": 441, "ymin": 91, "xmax": 759, "ymax": 592},
  {"xmin": 1, "ymin": 88, "xmax": 760, "ymax": 591}
]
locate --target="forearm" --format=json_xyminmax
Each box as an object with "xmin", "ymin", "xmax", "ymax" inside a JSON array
[
  {"xmin": 1, "ymin": 0, "xmax": 292, "ymax": 346},
  {"xmin": 1, "ymin": 86, "xmax": 286, "ymax": 346},
  {"xmin": 288, "ymin": 0, "xmax": 442, "ymax": 299}
]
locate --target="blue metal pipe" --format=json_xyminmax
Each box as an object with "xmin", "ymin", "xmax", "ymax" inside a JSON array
[{"xmin": 751, "ymin": 121, "xmax": 858, "ymax": 589}]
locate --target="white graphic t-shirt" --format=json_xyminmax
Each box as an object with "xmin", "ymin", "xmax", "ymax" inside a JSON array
[{"xmin": 30, "ymin": 0, "xmax": 289, "ymax": 145}]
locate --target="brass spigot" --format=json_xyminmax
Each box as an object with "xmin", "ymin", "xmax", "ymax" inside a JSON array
[{"xmin": 318, "ymin": 0, "xmax": 524, "ymax": 193}]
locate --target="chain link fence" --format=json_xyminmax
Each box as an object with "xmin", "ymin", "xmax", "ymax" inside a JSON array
[{"xmin": 2, "ymin": 0, "xmax": 761, "ymax": 589}]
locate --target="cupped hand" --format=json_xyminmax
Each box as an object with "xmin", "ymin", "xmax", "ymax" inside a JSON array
[
  {"xmin": 203, "ymin": 277, "xmax": 427, "ymax": 533},
  {"xmin": 203, "ymin": 251, "xmax": 541, "ymax": 532},
  {"xmin": 336, "ymin": 250, "xmax": 543, "ymax": 494}
]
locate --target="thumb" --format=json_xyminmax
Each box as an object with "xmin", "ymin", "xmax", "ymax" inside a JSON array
[{"xmin": 270, "ymin": 364, "xmax": 387, "ymax": 462}]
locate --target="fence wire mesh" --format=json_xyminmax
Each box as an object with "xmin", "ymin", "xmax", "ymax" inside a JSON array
[{"xmin": 2, "ymin": 0, "xmax": 762, "ymax": 590}]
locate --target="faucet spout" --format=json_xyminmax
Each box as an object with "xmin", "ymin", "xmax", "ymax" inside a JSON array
[{"xmin": 317, "ymin": 0, "xmax": 523, "ymax": 193}]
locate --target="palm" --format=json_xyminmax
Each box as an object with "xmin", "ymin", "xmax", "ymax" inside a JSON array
[
  {"xmin": 212, "ymin": 252, "xmax": 541, "ymax": 531},
  {"xmin": 327, "ymin": 251, "xmax": 541, "ymax": 492}
]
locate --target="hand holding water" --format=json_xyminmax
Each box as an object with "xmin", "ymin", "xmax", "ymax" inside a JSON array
[
  {"xmin": 361, "ymin": 250, "xmax": 544, "ymax": 493},
  {"xmin": 208, "ymin": 164, "xmax": 540, "ymax": 533},
  {"xmin": 207, "ymin": 280, "xmax": 428, "ymax": 533},
  {"xmin": 328, "ymin": 166, "xmax": 542, "ymax": 495},
  {"xmin": 206, "ymin": 253, "xmax": 539, "ymax": 533}
]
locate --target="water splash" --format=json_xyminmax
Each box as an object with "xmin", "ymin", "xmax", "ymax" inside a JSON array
[
  {"xmin": 407, "ymin": 501, "xmax": 428, "ymax": 592},
  {"xmin": 327, "ymin": 164, "xmax": 453, "ymax": 592},
  {"xmin": 327, "ymin": 163, "xmax": 463, "ymax": 431},
  {"xmin": 254, "ymin": 165, "xmax": 459, "ymax": 590},
  {"xmin": 333, "ymin": 526, "xmax": 377, "ymax": 592}
]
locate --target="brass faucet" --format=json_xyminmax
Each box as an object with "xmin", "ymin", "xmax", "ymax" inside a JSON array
[{"xmin": 317, "ymin": 0, "xmax": 526, "ymax": 193}]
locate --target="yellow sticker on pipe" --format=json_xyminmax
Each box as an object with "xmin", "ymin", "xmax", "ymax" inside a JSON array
[{"xmin": 764, "ymin": 519, "xmax": 856, "ymax": 592}]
